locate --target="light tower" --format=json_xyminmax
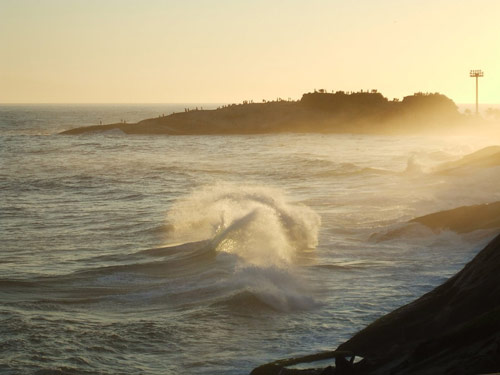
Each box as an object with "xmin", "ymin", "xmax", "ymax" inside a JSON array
[{"xmin": 469, "ymin": 69, "xmax": 484, "ymax": 115}]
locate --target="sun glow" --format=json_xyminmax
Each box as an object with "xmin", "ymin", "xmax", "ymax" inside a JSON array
[{"xmin": 1, "ymin": 0, "xmax": 499, "ymax": 104}]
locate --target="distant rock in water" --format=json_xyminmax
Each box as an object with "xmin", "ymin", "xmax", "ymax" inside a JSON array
[
  {"xmin": 433, "ymin": 145, "xmax": 500, "ymax": 174},
  {"xmin": 370, "ymin": 202, "xmax": 500, "ymax": 242},
  {"xmin": 250, "ymin": 234, "xmax": 500, "ymax": 374},
  {"xmin": 410, "ymin": 201, "xmax": 500, "ymax": 234},
  {"xmin": 60, "ymin": 91, "xmax": 463, "ymax": 135}
]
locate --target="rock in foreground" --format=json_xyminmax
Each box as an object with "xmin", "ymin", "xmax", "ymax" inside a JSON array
[{"xmin": 251, "ymin": 233, "xmax": 500, "ymax": 374}]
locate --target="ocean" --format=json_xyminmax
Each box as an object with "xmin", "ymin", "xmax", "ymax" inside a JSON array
[{"xmin": 1, "ymin": 104, "xmax": 499, "ymax": 374}]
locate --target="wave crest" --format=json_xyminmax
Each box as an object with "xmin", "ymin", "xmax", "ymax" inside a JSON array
[{"xmin": 165, "ymin": 183, "xmax": 321, "ymax": 267}]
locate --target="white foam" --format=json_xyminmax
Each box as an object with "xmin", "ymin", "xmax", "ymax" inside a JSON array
[
  {"xmin": 233, "ymin": 264, "xmax": 319, "ymax": 312},
  {"xmin": 165, "ymin": 182, "xmax": 321, "ymax": 267}
]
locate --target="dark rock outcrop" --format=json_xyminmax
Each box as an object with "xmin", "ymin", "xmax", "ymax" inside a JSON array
[
  {"xmin": 339, "ymin": 233, "xmax": 500, "ymax": 374},
  {"xmin": 410, "ymin": 201, "xmax": 500, "ymax": 234},
  {"xmin": 434, "ymin": 145, "xmax": 500, "ymax": 174},
  {"xmin": 370, "ymin": 201, "xmax": 500, "ymax": 242}
]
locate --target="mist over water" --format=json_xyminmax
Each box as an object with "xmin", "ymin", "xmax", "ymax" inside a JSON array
[{"xmin": 1, "ymin": 105, "xmax": 499, "ymax": 374}]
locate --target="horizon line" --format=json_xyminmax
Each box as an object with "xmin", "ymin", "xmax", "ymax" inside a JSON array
[
  {"xmin": 1, "ymin": 101, "xmax": 500, "ymax": 106},
  {"xmin": 0, "ymin": 102, "xmax": 230, "ymax": 105}
]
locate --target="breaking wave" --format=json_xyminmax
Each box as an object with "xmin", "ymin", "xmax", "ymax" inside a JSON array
[
  {"xmin": 3, "ymin": 184, "xmax": 322, "ymax": 313},
  {"xmin": 160, "ymin": 183, "xmax": 322, "ymax": 311},
  {"xmin": 165, "ymin": 183, "xmax": 321, "ymax": 267}
]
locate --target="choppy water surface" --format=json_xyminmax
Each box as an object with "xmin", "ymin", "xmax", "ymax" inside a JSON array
[{"xmin": 1, "ymin": 105, "xmax": 499, "ymax": 374}]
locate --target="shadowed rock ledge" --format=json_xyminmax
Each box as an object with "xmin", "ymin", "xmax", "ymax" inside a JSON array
[
  {"xmin": 433, "ymin": 145, "xmax": 500, "ymax": 174},
  {"xmin": 410, "ymin": 201, "xmax": 500, "ymax": 234},
  {"xmin": 250, "ymin": 233, "xmax": 500, "ymax": 374},
  {"xmin": 370, "ymin": 201, "xmax": 500, "ymax": 242}
]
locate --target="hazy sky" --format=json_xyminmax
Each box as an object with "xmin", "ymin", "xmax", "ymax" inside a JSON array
[{"xmin": 1, "ymin": 0, "xmax": 499, "ymax": 103}]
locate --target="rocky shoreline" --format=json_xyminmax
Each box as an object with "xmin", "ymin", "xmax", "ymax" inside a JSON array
[
  {"xmin": 250, "ymin": 232, "xmax": 500, "ymax": 374},
  {"xmin": 251, "ymin": 149, "xmax": 500, "ymax": 374}
]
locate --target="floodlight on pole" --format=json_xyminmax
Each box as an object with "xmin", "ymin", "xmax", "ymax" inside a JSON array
[{"xmin": 469, "ymin": 69, "xmax": 484, "ymax": 115}]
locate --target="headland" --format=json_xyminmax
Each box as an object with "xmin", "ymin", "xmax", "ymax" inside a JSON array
[{"xmin": 60, "ymin": 90, "xmax": 466, "ymax": 135}]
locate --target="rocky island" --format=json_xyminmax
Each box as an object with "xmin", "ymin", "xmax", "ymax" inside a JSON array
[{"xmin": 60, "ymin": 91, "xmax": 464, "ymax": 135}]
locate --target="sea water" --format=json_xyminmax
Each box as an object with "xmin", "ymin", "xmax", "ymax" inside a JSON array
[{"xmin": 1, "ymin": 104, "xmax": 499, "ymax": 374}]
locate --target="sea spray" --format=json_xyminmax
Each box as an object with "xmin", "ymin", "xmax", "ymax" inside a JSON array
[
  {"xmin": 404, "ymin": 154, "xmax": 425, "ymax": 174},
  {"xmin": 165, "ymin": 183, "xmax": 321, "ymax": 266},
  {"xmin": 165, "ymin": 183, "xmax": 322, "ymax": 311}
]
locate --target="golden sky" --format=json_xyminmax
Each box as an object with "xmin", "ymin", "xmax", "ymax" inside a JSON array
[{"xmin": 1, "ymin": 0, "xmax": 499, "ymax": 104}]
